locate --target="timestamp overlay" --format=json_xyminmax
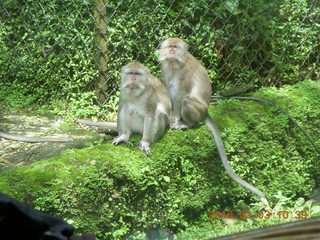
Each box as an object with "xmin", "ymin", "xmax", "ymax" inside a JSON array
[{"xmin": 208, "ymin": 210, "xmax": 309, "ymax": 220}]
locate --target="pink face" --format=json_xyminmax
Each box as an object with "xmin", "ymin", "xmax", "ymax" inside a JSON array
[
  {"xmin": 127, "ymin": 71, "xmax": 140, "ymax": 88},
  {"xmin": 168, "ymin": 44, "xmax": 177, "ymax": 57},
  {"xmin": 129, "ymin": 72, "xmax": 137, "ymax": 82},
  {"xmin": 121, "ymin": 64, "xmax": 147, "ymax": 90},
  {"xmin": 159, "ymin": 38, "xmax": 188, "ymax": 63}
]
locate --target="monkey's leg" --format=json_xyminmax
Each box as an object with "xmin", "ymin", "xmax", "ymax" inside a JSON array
[
  {"xmin": 181, "ymin": 97, "xmax": 207, "ymax": 127},
  {"xmin": 170, "ymin": 119, "xmax": 188, "ymax": 130},
  {"xmin": 113, "ymin": 133, "xmax": 130, "ymax": 145},
  {"xmin": 152, "ymin": 112, "xmax": 169, "ymax": 141},
  {"xmin": 139, "ymin": 112, "xmax": 168, "ymax": 155}
]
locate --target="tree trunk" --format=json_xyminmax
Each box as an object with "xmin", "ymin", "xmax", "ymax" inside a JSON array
[{"xmin": 94, "ymin": 0, "xmax": 108, "ymax": 105}]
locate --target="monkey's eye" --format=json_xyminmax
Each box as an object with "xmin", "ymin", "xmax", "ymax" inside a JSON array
[
  {"xmin": 128, "ymin": 72, "xmax": 142, "ymax": 76},
  {"xmin": 168, "ymin": 45, "xmax": 177, "ymax": 48}
]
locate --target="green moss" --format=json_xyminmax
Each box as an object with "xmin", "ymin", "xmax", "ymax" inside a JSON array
[{"xmin": 0, "ymin": 80, "xmax": 319, "ymax": 239}]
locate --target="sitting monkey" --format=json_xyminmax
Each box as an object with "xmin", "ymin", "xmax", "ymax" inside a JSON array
[{"xmin": 112, "ymin": 61, "xmax": 172, "ymax": 155}]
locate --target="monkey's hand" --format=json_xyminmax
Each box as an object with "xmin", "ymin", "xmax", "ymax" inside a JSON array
[
  {"xmin": 170, "ymin": 121, "xmax": 188, "ymax": 130},
  {"xmin": 112, "ymin": 135, "xmax": 129, "ymax": 145},
  {"xmin": 138, "ymin": 140, "xmax": 151, "ymax": 155}
]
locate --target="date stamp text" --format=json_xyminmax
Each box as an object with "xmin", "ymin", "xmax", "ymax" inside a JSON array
[{"xmin": 208, "ymin": 210, "xmax": 309, "ymax": 220}]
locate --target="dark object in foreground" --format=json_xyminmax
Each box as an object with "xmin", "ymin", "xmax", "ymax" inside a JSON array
[
  {"xmin": 213, "ymin": 217, "xmax": 320, "ymax": 240},
  {"xmin": 0, "ymin": 192, "xmax": 95, "ymax": 240}
]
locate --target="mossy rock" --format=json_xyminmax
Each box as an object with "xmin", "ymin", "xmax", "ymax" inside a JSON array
[{"xmin": 0, "ymin": 80, "xmax": 319, "ymax": 239}]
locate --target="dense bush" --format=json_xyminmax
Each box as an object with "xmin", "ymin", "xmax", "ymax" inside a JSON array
[
  {"xmin": 0, "ymin": 0, "xmax": 96, "ymax": 111},
  {"xmin": 0, "ymin": 81, "xmax": 319, "ymax": 239},
  {"xmin": 0, "ymin": 0, "xmax": 319, "ymax": 115},
  {"xmin": 102, "ymin": 0, "xmax": 320, "ymax": 92}
]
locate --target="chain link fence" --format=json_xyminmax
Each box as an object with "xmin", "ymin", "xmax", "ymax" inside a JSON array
[{"xmin": 1, "ymin": 0, "xmax": 319, "ymax": 107}]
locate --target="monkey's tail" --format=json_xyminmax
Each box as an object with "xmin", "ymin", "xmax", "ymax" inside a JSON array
[
  {"xmin": 76, "ymin": 120, "xmax": 117, "ymax": 131},
  {"xmin": 0, "ymin": 130, "xmax": 72, "ymax": 143},
  {"xmin": 205, "ymin": 116, "xmax": 266, "ymax": 198}
]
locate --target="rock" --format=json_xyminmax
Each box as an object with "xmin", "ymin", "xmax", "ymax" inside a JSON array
[{"xmin": 0, "ymin": 113, "xmax": 105, "ymax": 171}]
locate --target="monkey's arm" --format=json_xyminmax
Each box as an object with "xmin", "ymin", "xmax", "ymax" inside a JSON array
[
  {"xmin": 170, "ymin": 98, "xmax": 182, "ymax": 122},
  {"xmin": 0, "ymin": 130, "xmax": 72, "ymax": 143},
  {"xmin": 112, "ymin": 105, "xmax": 131, "ymax": 145},
  {"xmin": 204, "ymin": 116, "xmax": 266, "ymax": 198},
  {"xmin": 169, "ymin": 95, "xmax": 188, "ymax": 130},
  {"xmin": 139, "ymin": 116, "xmax": 155, "ymax": 155}
]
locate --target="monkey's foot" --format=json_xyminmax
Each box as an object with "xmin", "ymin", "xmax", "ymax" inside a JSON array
[
  {"xmin": 138, "ymin": 140, "xmax": 151, "ymax": 155},
  {"xmin": 170, "ymin": 122, "xmax": 189, "ymax": 130},
  {"xmin": 112, "ymin": 135, "xmax": 129, "ymax": 145}
]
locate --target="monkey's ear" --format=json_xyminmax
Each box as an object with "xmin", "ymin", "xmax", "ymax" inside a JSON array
[
  {"xmin": 182, "ymin": 41, "xmax": 189, "ymax": 51},
  {"xmin": 144, "ymin": 66, "xmax": 151, "ymax": 74},
  {"xmin": 120, "ymin": 66, "xmax": 126, "ymax": 75}
]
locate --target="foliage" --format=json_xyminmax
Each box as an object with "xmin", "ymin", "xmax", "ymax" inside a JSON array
[
  {"xmin": 0, "ymin": 81, "xmax": 319, "ymax": 239},
  {"xmin": 104, "ymin": 0, "xmax": 319, "ymax": 90},
  {"xmin": 0, "ymin": 0, "xmax": 97, "ymax": 112},
  {"xmin": 0, "ymin": 0, "xmax": 319, "ymax": 116}
]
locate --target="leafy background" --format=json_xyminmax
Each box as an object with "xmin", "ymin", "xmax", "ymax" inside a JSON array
[{"xmin": 0, "ymin": 0, "xmax": 319, "ymax": 117}]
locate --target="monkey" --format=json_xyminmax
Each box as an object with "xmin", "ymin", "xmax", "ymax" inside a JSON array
[
  {"xmin": 158, "ymin": 37, "xmax": 266, "ymax": 198},
  {"xmin": 0, "ymin": 129, "xmax": 72, "ymax": 142},
  {"xmin": 111, "ymin": 61, "xmax": 171, "ymax": 155}
]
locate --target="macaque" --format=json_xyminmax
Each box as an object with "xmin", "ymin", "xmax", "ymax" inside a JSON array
[
  {"xmin": 0, "ymin": 130, "xmax": 72, "ymax": 142},
  {"xmin": 112, "ymin": 61, "xmax": 171, "ymax": 155},
  {"xmin": 159, "ymin": 37, "xmax": 265, "ymax": 198}
]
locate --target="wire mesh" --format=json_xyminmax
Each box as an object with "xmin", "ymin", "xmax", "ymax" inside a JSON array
[{"xmin": 0, "ymin": 0, "xmax": 319, "ymax": 106}]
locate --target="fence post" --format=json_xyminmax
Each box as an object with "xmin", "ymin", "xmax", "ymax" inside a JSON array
[{"xmin": 94, "ymin": 0, "xmax": 108, "ymax": 105}]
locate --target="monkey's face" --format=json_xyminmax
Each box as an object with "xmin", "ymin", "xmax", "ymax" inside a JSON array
[
  {"xmin": 159, "ymin": 38, "xmax": 188, "ymax": 63},
  {"xmin": 121, "ymin": 62, "xmax": 149, "ymax": 92}
]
